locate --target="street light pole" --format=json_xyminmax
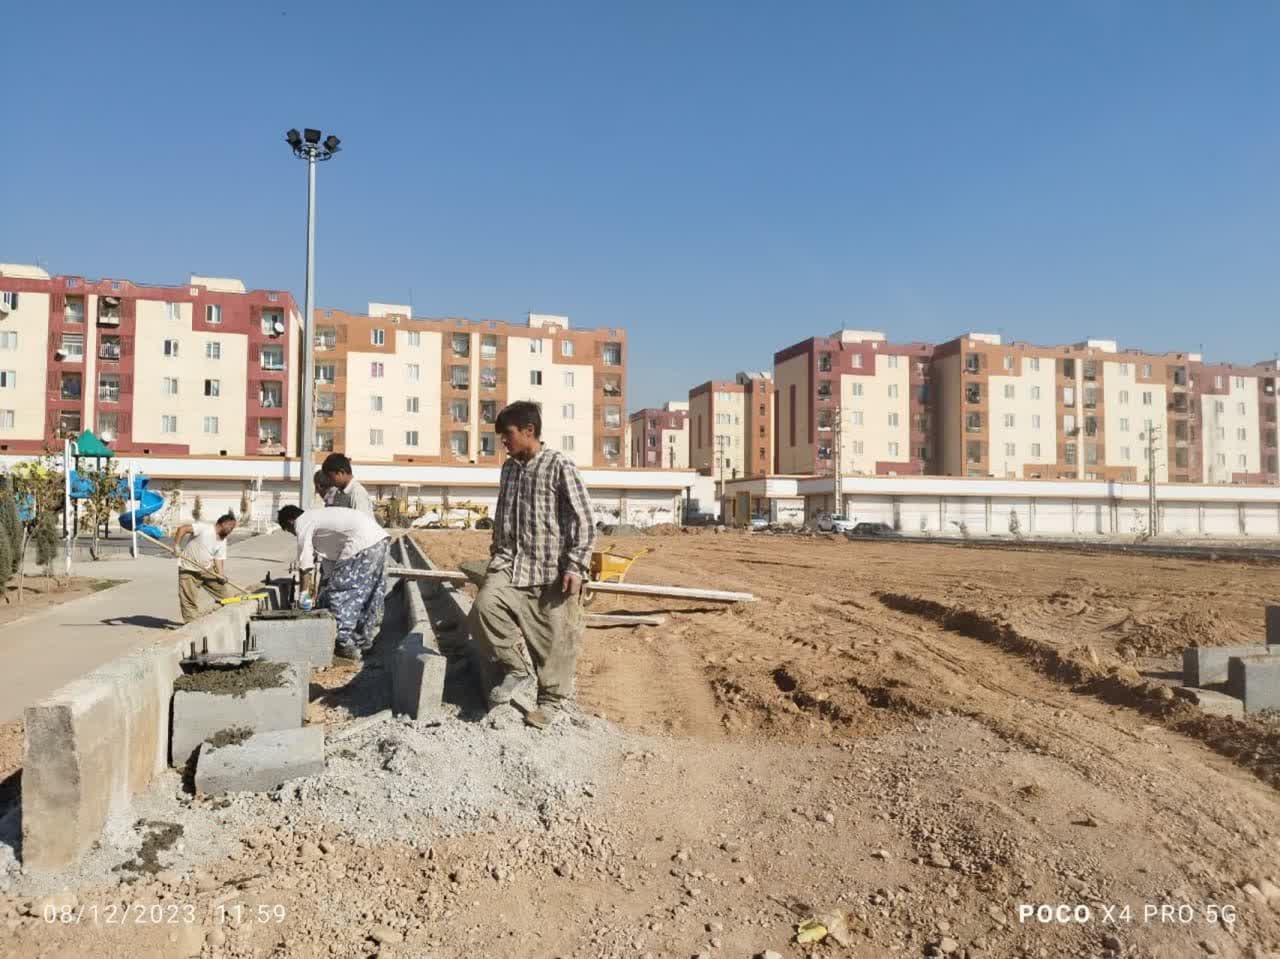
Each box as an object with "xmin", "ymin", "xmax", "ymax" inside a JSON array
[{"xmin": 286, "ymin": 127, "xmax": 341, "ymax": 511}]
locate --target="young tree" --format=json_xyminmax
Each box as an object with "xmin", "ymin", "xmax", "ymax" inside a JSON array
[
  {"xmin": 79, "ymin": 460, "xmax": 125, "ymax": 561},
  {"xmin": 11, "ymin": 455, "xmax": 67, "ymax": 598},
  {"xmin": 35, "ymin": 511, "xmax": 59, "ymax": 580}
]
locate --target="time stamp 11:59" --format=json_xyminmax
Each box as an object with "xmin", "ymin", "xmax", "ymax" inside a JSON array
[{"xmin": 42, "ymin": 903, "xmax": 288, "ymax": 925}]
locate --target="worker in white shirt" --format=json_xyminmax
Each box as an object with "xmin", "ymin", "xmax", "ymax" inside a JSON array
[
  {"xmin": 321, "ymin": 453, "xmax": 374, "ymax": 516},
  {"xmin": 172, "ymin": 513, "xmax": 237, "ymax": 623},
  {"xmin": 276, "ymin": 505, "xmax": 389, "ymax": 660}
]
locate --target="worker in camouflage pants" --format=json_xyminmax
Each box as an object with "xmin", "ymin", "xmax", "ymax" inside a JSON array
[{"xmin": 319, "ymin": 538, "xmax": 388, "ymax": 649}]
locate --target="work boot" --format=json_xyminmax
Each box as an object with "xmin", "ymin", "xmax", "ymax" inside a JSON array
[
  {"xmin": 523, "ymin": 703, "xmax": 564, "ymax": 730},
  {"xmin": 335, "ymin": 643, "xmax": 362, "ymax": 662},
  {"xmin": 488, "ymin": 668, "xmax": 531, "ymax": 708}
]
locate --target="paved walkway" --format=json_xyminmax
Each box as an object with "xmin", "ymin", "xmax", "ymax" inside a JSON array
[{"xmin": 0, "ymin": 532, "xmax": 299, "ymax": 724}]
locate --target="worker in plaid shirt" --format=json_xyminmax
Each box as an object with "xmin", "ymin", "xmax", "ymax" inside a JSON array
[{"xmin": 471, "ymin": 400, "xmax": 597, "ymax": 728}]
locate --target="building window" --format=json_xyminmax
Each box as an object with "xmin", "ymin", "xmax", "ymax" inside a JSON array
[
  {"xmin": 60, "ymin": 372, "xmax": 82, "ymax": 400},
  {"xmin": 260, "ymin": 346, "xmax": 284, "ymax": 370},
  {"xmin": 260, "ymin": 382, "xmax": 282, "ymax": 407},
  {"xmin": 529, "ymin": 339, "xmax": 543, "ymax": 355},
  {"xmin": 602, "ymin": 342, "xmax": 622, "ymax": 366},
  {"xmin": 204, "ymin": 379, "xmax": 220, "ymax": 397},
  {"xmin": 1141, "ymin": 364, "xmax": 1152, "ymax": 378},
  {"xmin": 1119, "ymin": 417, "xmax": 1129, "ymax": 432},
  {"xmin": 404, "ymin": 330, "xmax": 421, "ymax": 348},
  {"xmin": 451, "ymin": 333, "xmax": 469, "ymax": 356},
  {"xmin": 370, "ymin": 429, "xmax": 384, "ymax": 447},
  {"xmin": 481, "ymin": 368, "xmax": 498, "ymax": 390},
  {"xmin": 819, "ymin": 352, "xmax": 832, "ymax": 372},
  {"xmin": 316, "ymin": 327, "xmax": 337, "ymax": 350},
  {"xmin": 1234, "ymin": 376, "xmax": 1246, "ymax": 390},
  {"xmin": 851, "ymin": 354, "xmax": 863, "ymax": 369},
  {"xmin": 888, "ymin": 441, "xmax": 901, "ymax": 457},
  {"xmin": 0, "ymin": 371, "xmax": 15, "ymax": 388},
  {"xmin": 65, "ymin": 296, "xmax": 86, "ymax": 323},
  {"xmin": 203, "ymin": 416, "xmax": 219, "ymax": 434},
  {"xmin": 1117, "ymin": 390, "xmax": 1128, "ymax": 404},
  {"xmin": 406, "ymin": 363, "xmax": 420, "ymax": 383},
  {"xmin": 888, "ymin": 383, "xmax": 899, "ymax": 399},
  {"xmin": 480, "ymin": 434, "xmax": 497, "ymax": 456},
  {"xmin": 530, "ymin": 370, "xmax": 542, "ymax": 386},
  {"xmin": 371, "ymin": 362, "xmax": 385, "ymax": 378},
  {"xmin": 1142, "ymin": 392, "xmax": 1153, "ymax": 406},
  {"xmin": 1086, "ymin": 444, "xmax": 1099, "ymax": 465},
  {"xmin": 95, "ymin": 412, "xmax": 116, "ymax": 439},
  {"xmin": 317, "ymin": 364, "xmax": 336, "ymax": 383},
  {"xmin": 406, "ymin": 396, "xmax": 420, "ymax": 413},
  {"xmin": 1237, "ymin": 402, "xmax": 1247, "ymax": 416},
  {"xmin": 888, "ymin": 412, "xmax": 900, "ymax": 428},
  {"xmin": 1028, "ymin": 357, "xmax": 1040, "ymax": 372},
  {"xmin": 882, "ymin": 355, "xmax": 899, "ymax": 370},
  {"xmin": 966, "ymin": 353, "xmax": 980, "ymax": 374},
  {"xmin": 966, "ymin": 412, "xmax": 982, "ymax": 432},
  {"xmin": 450, "ymin": 431, "xmax": 469, "ymax": 456},
  {"xmin": 260, "ymin": 310, "xmax": 283, "ymax": 335},
  {"xmin": 1004, "ymin": 442, "xmax": 1016, "ymax": 457},
  {"xmin": 161, "ymin": 415, "xmax": 178, "ymax": 434},
  {"xmin": 1062, "ymin": 386, "xmax": 1074, "ymax": 405},
  {"xmin": 316, "ymin": 394, "xmax": 335, "ymax": 417},
  {"xmin": 1003, "ymin": 413, "xmax": 1015, "ymax": 428},
  {"xmin": 481, "ymin": 334, "xmax": 498, "ymax": 358},
  {"xmin": 480, "ymin": 400, "xmax": 497, "ymax": 423},
  {"xmin": 604, "ymin": 406, "xmax": 622, "ymax": 429},
  {"xmin": 205, "ymin": 304, "xmax": 222, "ymax": 325},
  {"xmin": 98, "ymin": 374, "xmax": 120, "ymax": 403},
  {"xmin": 163, "ymin": 377, "xmax": 179, "ymax": 396},
  {"xmin": 562, "ymin": 403, "xmax": 575, "ymax": 420},
  {"xmin": 966, "ymin": 441, "xmax": 982, "ymax": 464},
  {"xmin": 1237, "ymin": 427, "xmax": 1248, "ymax": 441},
  {"xmin": 1064, "ymin": 413, "xmax": 1076, "ymax": 433},
  {"xmin": 450, "ymin": 400, "xmax": 468, "ymax": 423},
  {"xmin": 207, "ymin": 341, "xmax": 222, "ymax": 360},
  {"xmin": 372, "ymin": 329, "xmax": 385, "ymax": 346},
  {"xmin": 602, "ymin": 436, "xmax": 621, "ymax": 459},
  {"xmin": 60, "ymin": 333, "xmax": 84, "ymax": 361},
  {"xmin": 850, "ymin": 411, "xmax": 864, "ymax": 426},
  {"xmin": 966, "ymin": 383, "xmax": 981, "ymax": 404},
  {"xmin": 561, "ymin": 340, "xmax": 575, "ymax": 357},
  {"xmin": 405, "ymin": 430, "xmax": 419, "ymax": 447},
  {"xmin": 1003, "ymin": 384, "xmax": 1015, "ymax": 400},
  {"xmin": 1002, "ymin": 356, "xmax": 1013, "ymax": 371},
  {"xmin": 98, "ymin": 335, "xmax": 121, "ymax": 360},
  {"xmin": 1030, "ymin": 414, "xmax": 1041, "ymax": 430},
  {"xmin": 1064, "ymin": 443, "xmax": 1077, "ymax": 465},
  {"xmin": 1030, "ymin": 442, "xmax": 1041, "ymax": 457},
  {"xmin": 447, "ymin": 365, "xmax": 468, "ymax": 389},
  {"xmin": 0, "ymin": 331, "xmax": 16, "ymax": 351},
  {"xmin": 1238, "ymin": 453, "xmax": 1247, "ymax": 468},
  {"xmin": 370, "ymin": 395, "xmax": 383, "ymax": 413},
  {"xmin": 817, "ymin": 380, "xmax": 832, "ymax": 399},
  {"xmin": 1214, "ymin": 375, "xmax": 1224, "ymax": 389},
  {"xmin": 164, "ymin": 339, "xmax": 180, "ymax": 358},
  {"xmin": 563, "ymin": 435, "xmax": 576, "ymax": 453},
  {"xmin": 314, "ymin": 429, "xmax": 335, "ymax": 452}
]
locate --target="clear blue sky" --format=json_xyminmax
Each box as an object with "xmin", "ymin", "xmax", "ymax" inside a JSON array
[{"xmin": 6, "ymin": 1, "xmax": 1277, "ymax": 408}]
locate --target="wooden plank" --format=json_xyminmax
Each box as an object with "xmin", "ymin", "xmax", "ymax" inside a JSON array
[
  {"xmin": 385, "ymin": 566, "xmax": 754, "ymax": 603},
  {"xmin": 586, "ymin": 613, "xmax": 667, "ymax": 628}
]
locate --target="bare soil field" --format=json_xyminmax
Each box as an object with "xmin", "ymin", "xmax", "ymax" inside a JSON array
[{"xmin": 1, "ymin": 530, "xmax": 1278, "ymax": 959}]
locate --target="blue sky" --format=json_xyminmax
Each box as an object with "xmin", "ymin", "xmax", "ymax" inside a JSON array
[{"xmin": 5, "ymin": 1, "xmax": 1277, "ymax": 408}]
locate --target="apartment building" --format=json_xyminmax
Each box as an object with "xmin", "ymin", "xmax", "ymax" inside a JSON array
[
  {"xmin": 311, "ymin": 307, "xmax": 626, "ymax": 466},
  {"xmin": 0, "ymin": 264, "xmax": 300, "ymax": 456},
  {"xmin": 629, "ymin": 401, "xmax": 689, "ymax": 469},
  {"xmin": 688, "ymin": 372, "xmax": 774, "ymax": 480},
  {"xmin": 774, "ymin": 331, "xmax": 933, "ymax": 477},
  {"xmin": 932, "ymin": 333, "xmax": 1212, "ymax": 483}
]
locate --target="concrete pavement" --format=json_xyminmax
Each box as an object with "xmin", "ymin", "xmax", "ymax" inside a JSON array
[{"xmin": 0, "ymin": 532, "xmax": 299, "ymax": 724}]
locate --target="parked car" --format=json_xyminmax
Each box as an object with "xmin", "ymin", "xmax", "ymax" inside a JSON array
[
  {"xmin": 815, "ymin": 512, "xmax": 856, "ymax": 534},
  {"xmin": 749, "ymin": 515, "xmax": 770, "ymax": 531},
  {"xmin": 847, "ymin": 521, "xmax": 899, "ymax": 538},
  {"xmin": 684, "ymin": 511, "xmax": 719, "ymax": 527}
]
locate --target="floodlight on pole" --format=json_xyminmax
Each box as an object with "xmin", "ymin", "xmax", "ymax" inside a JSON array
[{"xmin": 285, "ymin": 126, "xmax": 342, "ymax": 510}]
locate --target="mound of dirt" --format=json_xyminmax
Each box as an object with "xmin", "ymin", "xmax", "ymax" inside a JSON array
[{"xmin": 1107, "ymin": 608, "xmax": 1238, "ymax": 658}]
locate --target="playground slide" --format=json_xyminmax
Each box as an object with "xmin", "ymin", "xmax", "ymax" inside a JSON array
[{"xmin": 116, "ymin": 476, "xmax": 166, "ymax": 540}]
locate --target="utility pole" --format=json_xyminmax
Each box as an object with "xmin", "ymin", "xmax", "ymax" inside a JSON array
[
  {"xmin": 716, "ymin": 435, "xmax": 726, "ymax": 523},
  {"xmin": 832, "ymin": 404, "xmax": 843, "ymax": 516},
  {"xmin": 1146, "ymin": 422, "xmax": 1160, "ymax": 537}
]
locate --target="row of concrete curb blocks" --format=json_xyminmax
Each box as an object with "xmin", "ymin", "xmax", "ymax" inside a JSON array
[
  {"xmin": 22, "ymin": 601, "xmax": 261, "ymax": 869},
  {"xmin": 1182, "ymin": 645, "xmax": 1278, "ymax": 688},
  {"xmin": 248, "ymin": 612, "xmax": 337, "ymax": 671},
  {"xmin": 1172, "ymin": 687, "xmax": 1245, "ymax": 719},
  {"xmin": 391, "ymin": 536, "xmax": 448, "ymax": 721},
  {"xmin": 169, "ymin": 663, "xmax": 307, "ymax": 769},
  {"xmin": 402, "ymin": 535, "xmax": 491, "ymax": 696},
  {"xmin": 1228, "ymin": 655, "xmax": 1280, "ymax": 715},
  {"xmin": 194, "ymin": 726, "xmax": 325, "ymax": 795}
]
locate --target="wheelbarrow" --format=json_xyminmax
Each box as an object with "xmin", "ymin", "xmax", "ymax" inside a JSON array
[{"xmin": 586, "ymin": 544, "xmax": 650, "ymax": 607}]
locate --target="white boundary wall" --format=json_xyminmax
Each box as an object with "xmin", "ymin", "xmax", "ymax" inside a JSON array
[{"xmin": 722, "ymin": 474, "xmax": 1280, "ymax": 539}]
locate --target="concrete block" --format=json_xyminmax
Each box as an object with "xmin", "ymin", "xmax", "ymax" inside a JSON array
[
  {"xmin": 195, "ymin": 726, "xmax": 324, "ymax": 795},
  {"xmin": 1267, "ymin": 605, "xmax": 1280, "ymax": 646},
  {"xmin": 249, "ymin": 610, "xmax": 336, "ymax": 670},
  {"xmin": 392, "ymin": 632, "xmax": 447, "ymax": 720},
  {"xmin": 170, "ymin": 663, "xmax": 306, "ymax": 768},
  {"xmin": 1227, "ymin": 655, "xmax": 1280, "ymax": 715},
  {"xmin": 1182, "ymin": 645, "xmax": 1275, "ymax": 687},
  {"xmin": 1173, "ymin": 686, "xmax": 1245, "ymax": 719}
]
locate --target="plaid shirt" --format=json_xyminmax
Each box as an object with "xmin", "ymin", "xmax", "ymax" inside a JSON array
[{"xmin": 490, "ymin": 446, "xmax": 596, "ymax": 587}]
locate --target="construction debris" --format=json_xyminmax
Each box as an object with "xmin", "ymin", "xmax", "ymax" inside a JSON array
[{"xmin": 385, "ymin": 565, "xmax": 754, "ymax": 603}]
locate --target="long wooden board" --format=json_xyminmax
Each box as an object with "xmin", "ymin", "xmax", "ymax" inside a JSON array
[{"xmin": 384, "ymin": 566, "xmax": 754, "ymax": 603}]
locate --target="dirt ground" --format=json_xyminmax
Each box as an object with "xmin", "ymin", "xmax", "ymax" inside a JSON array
[{"xmin": 2, "ymin": 531, "xmax": 1280, "ymax": 959}]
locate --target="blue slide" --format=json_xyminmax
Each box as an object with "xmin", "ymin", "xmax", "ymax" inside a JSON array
[{"xmin": 116, "ymin": 475, "xmax": 165, "ymax": 540}]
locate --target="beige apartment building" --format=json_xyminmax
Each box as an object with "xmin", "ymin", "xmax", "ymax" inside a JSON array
[
  {"xmin": 311, "ymin": 307, "xmax": 626, "ymax": 466},
  {"xmin": 688, "ymin": 372, "xmax": 774, "ymax": 480},
  {"xmin": 0, "ymin": 264, "xmax": 301, "ymax": 456}
]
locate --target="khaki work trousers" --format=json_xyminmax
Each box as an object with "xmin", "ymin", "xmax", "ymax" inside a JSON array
[
  {"xmin": 178, "ymin": 568, "xmax": 233, "ymax": 623},
  {"xmin": 469, "ymin": 565, "xmax": 584, "ymax": 707}
]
